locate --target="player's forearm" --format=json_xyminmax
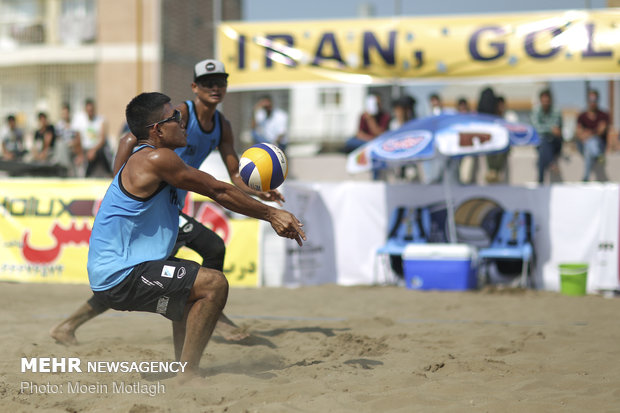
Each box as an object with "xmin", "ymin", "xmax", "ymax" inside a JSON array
[
  {"xmin": 179, "ymin": 170, "xmax": 271, "ymax": 221},
  {"xmin": 207, "ymin": 183, "xmax": 273, "ymax": 221}
]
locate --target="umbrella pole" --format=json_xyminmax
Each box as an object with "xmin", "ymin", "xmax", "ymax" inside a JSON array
[{"xmin": 443, "ymin": 158, "xmax": 458, "ymax": 244}]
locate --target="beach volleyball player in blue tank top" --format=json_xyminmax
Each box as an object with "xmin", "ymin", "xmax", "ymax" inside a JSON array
[
  {"xmin": 51, "ymin": 60, "xmax": 288, "ymax": 346},
  {"xmin": 86, "ymin": 92, "xmax": 304, "ymax": 382}
]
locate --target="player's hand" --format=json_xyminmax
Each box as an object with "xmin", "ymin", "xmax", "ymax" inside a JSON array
[
  {"xmin": 256, "ymin": 189, "xmax": 285, "ymax": 206},
  {"xmin": 269, "ymin": 209, "xmax": 305, "ymax": 246}
]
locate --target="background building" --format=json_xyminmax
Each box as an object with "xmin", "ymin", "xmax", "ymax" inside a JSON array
[{"xmin": 0, "ymin": 0, "xmax": 241, "ymax": 152}]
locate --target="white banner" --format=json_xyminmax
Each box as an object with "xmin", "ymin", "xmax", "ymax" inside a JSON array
[
  {"xmin": 281, "ymin": 184, "xmax": 338, "ymax": 286},
  {"xmin": 270, "ymin": 182, "xmax": 619, "ymax": 292}
]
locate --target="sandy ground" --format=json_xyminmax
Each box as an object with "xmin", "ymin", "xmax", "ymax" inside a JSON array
[{"xmin": 1, "ymin": 282, "xmax": 620, "ymax": 412}]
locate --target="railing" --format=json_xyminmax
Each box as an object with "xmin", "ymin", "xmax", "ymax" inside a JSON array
[{"xmin": 0, "ymin": 20, "xmax": 46, "ymax": 47}]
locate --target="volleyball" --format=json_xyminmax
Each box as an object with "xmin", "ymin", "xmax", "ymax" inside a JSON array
[{"xmin": 239, "ymin": 143, "xmax": 288, "ymax": 192}]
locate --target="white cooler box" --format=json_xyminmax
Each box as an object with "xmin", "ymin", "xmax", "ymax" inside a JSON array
[{"xmin": 403, "ymin": 243, "xmax": 478, "ymax": 291}]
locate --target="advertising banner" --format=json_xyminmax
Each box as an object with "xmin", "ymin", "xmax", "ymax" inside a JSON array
[
  {"xmin": 0, "ymin": 180, "xmax": 259, "ymax": 287},
  {"xmin": 218, "ymin": 9, "xmax": 620, "ymax": 88},
  {"xmin": 274, "ymin": 182, "xmax": 619, "ymax": 291}
]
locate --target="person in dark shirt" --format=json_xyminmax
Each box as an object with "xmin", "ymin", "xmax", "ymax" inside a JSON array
[
  {"xmin": 344, "ymin": 92, "xmax": 391, "ymax": 154},
  {"xmin": 576, "ymin": 89, "xmax": 609, "ymax": 182},
  {"xmin": 33, "ymin": 112, "xmax": 56, "ymax": 162}
]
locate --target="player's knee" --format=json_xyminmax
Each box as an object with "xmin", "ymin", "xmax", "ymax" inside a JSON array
[
  {"xmin": 193, "ymin": 268, "xmax": 228, "ymax": 309},
  {"xmin": 211, "ymin": 270, "xmax": 229, "ymax": 302}
]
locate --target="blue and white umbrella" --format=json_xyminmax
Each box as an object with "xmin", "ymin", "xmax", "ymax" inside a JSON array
[
  {"xmin": 346, "ymin": 112, "xmax": 540, "ymax": 242},
  {"xmin": 347, "ymin": 112, "xmax": 539, "ymax": 173}
]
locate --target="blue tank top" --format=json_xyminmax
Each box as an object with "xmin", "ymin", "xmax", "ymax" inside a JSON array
[
  {"xmin": 174, "ymin": 100, "xmax": 222, "ymax": 206},
  {"xmin": 87, "ymin": 145, "xmax": 180, "ymax": 291}
]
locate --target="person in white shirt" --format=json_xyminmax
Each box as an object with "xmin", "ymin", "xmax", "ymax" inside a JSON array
[
  {"xmin": 251, "ymin": 95, "xmax": 288, "ymax": 153},
  {"xmin": 72, "ymin": 98, "xmax": 112, "ymax": 177}
]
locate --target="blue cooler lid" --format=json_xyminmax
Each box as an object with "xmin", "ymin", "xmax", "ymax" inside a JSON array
[{"xmin": 403, "ymin": 243, "xmax": 476, "ymax": 260}]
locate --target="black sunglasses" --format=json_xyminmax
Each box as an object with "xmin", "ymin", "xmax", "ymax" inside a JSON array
[
  {"xmin": 196, "ymin": 77, "xmax": 228, "ymax": 89},
  {"xmin": 145, "ymin": 109, "xmax": 182, "ymax": 129}
]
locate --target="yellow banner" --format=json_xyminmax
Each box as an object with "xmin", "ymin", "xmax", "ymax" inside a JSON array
[
  {"xmin": 175, "ymin": 199, "xmax": 260, "ymax": 288},
  {"xmin": 0, "ymin": 179, "xmax": 259, "ymax": 287},
  {"xmin": 218, "ymin": 9, "xmax": 620, "ymax": 88}
]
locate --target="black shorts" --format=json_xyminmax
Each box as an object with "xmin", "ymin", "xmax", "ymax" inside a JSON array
[
  {"xmin": 88, "ymin": 212, "xmax": 225, "ymax": 313},
  {"xmin": 173, "ymin": 211, "xmax": 203, "ymax": 250},
  {"xmin": 93, "ymin": 258, "xmax": 200, "ymax": 321}
]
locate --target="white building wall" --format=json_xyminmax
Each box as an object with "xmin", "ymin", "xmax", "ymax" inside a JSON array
[{"xmin": 289, "ymin": 84, "xmax": 366, "ymax": 144}]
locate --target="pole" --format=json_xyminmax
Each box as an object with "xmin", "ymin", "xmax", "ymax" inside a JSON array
[
  {"xmin": 213, "ymin": 0, "xmax": 222, "ymax": 59},
  {"xmin": 391, "ymin": 0, "xmax": 403, "ymax": 101},
  {"xmin": 136, "ymin": 0, "xmax": 143, "ymax": 94},
  {"xmin": 584, "ymin": 0, "xmax": 591, "ymax": 99},
  {"xmin": 443, "ymin": 158, "xmax": 458, "ymax": 244}
]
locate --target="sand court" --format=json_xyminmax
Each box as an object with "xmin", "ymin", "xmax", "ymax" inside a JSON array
[{"xmin": 2, "ymin": 281, "xmax": 620, "ymax": 412}]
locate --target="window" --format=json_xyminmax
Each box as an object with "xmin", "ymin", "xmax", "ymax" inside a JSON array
[
  {"xmin": 0, "ymin": 0, "xmax": 44, "ymax": 47},
  {"xmin": 319, "ymin": 88, "xmax": 341, "ymax": 108},
  {"xmin": 59, "ymin": 0, "xmax": 95, "ymax": 45}
]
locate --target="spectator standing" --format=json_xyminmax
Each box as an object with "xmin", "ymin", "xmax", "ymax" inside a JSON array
[
  {"xmin": 251, "ymin": 95, "xmax": 289, "ymax": 153},
  {"xmin": 1, "ymin": 114, "xmax": 27, "ymax": 160},
  {"xmin": 530, "ymin": 89, "xmax": 563, "ymax": 184},
  {"xmin": 72, "ymin": 99, "xmax": 112, "ymax": 177},
  {"xmin": 55, "ymin": 102, "xmax": 84, "ymax": 176},
  {"xmin": 576, "ymin": 89, "xmax": 609, "ymax": 182},
  {"xmin": 389, "ymin": 95, "xmax": 419, "ymax": 181},
  {"xmin": 478, "ymin": 87, "xmax": 507, "ymax": 184}
]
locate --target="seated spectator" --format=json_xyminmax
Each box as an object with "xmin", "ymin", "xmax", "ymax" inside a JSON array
[
  {"xmin": 457, "ymin": 97, "xmax": 471, "ymax": 114},
  {"xmin": 344, "ymin": 92, "xmax": 390, "ymax": 154},
  {"xmin": 1, "ymin": 114, "xmax": 27, "ymax": 160},
  {"xmin": 530, "ymin": 89, "xmax": 563, "ymax": 184},
  {"xmin": 497, "ymin": 96, "xmax": 519, "ymax": 123},
  {"xmin": 576, "ymin": 89, "xmax": 609, "ymax": 182},
  {"xmin": 32, "ymin": 112, "xmax": 57, "ymax": 162},
  {"xmin": 389, "ymin": 95, "xmax": 416, "ymax": 131}
]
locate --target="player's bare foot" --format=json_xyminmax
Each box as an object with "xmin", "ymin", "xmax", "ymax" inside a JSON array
[
  {"xmin": 168, "ymin": 371, "xmax": 206, "ymax": 387},
  {"xmin": 50, "ymin": 323, "xmax": 78, "ymax": 346}
]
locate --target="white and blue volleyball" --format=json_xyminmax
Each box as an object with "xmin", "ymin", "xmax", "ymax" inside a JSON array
[{"xmin": 239, "ymin": 143, "xmax": 288, "ymax": 192}]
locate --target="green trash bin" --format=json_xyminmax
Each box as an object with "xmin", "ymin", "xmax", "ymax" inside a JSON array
[{"xmin": 558, "ymin": 263, "xmax": 588, "ymax": 296}]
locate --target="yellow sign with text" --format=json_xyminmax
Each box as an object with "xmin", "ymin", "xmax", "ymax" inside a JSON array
[
  {"xmin": 218, "ymin": 9, "xmax": 620, "ymax": 88},
  {"xmin": 0, "ymin": 180, "xmax": 259, "ymax": 287}
]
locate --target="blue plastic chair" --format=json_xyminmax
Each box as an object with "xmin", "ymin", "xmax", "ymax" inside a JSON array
[
  {"xmin": 375, "ymin": 206, "xmax": 431, "ymax": 283},
  {"xmin": 478, "ymin": 210, "xmax": 535, "ymax": 288}
]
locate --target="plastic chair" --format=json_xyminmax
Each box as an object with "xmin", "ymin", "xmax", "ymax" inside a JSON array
[
  {"xmin": 375, "ymin": 206, "xmax": 431, "ymax": 283},
  {"xmin": 478, "ymin": 210, "xmax": 535, "ymax": 288}
]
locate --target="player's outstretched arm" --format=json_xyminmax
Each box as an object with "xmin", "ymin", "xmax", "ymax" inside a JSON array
[
  {"xmin": 218, "ymin": 116, "xmax": 285, "ymax": 205},
  {"xmin": 150, "ymin": 148, "xmax": 305, "ymax": 246}
]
